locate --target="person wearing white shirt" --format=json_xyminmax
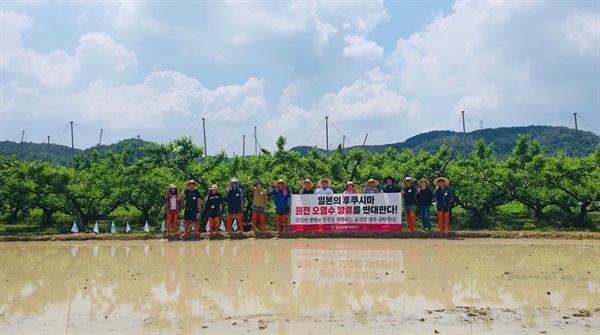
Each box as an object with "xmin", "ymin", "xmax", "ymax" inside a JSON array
[{"xmin": 315, "ymin": 178, "xmax": 334, "ymax": 195}]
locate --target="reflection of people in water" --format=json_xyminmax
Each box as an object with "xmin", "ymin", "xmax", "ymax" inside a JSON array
[{"xmin": 164, "ymin": 245, "xmax": 180, "ymax": 294}]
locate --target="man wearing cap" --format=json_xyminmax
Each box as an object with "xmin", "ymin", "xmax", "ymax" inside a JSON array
[
  {"xmin": 164, "ymin": 184, "xmax": 181, "ymax": 237},
  {"xmin": 205, "ymin": 184, "xmax": 223, "ymax": 236},
  {"xmin": 225, "ymin": 178, "xmax": 244, "ymax": 232},
  {"xmin": 247, "ymin": 177, "xmax": 267, "ymax": 232},
  {"xmin": 402, "ymin": 177, "xmax": 418, "ymax": 232},
  {"xmin": 382, "ymin": 176, "xmax": 401, "ymax": 193},
  {"xmin": 315, "ymin": 178, "xmax": 334, "ymax": 195},
  {"xmin": 180, "ymin": 180, "xmax": 202, "ymax": 237},
  {"xmin": 363, "ymin": 178, "xmax": 380, "ymax": 194},
  {"xmin": 299, "ymin": 179, "xmax": 314, "ymax": 194},
  {"xmin": 269, "ymin": 179, "xmax": 292, "ymax": 232},
  {"xmin": 433, "ymin": 177, "xmax": 452, "ymax": 232},
  {"xmin": 416, "ymin": 178, "xmax": 434, "ymax": 231}
]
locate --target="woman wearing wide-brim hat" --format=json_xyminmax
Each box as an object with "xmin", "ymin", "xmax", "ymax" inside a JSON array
[
  {"xmin": 382, "ymin": 176, "xmax": 401, "ymax": 193},
  {"xmin": 204, "ymin": 184, "xmax": 223, "ymax": 236},
  {"xmin": 247, "ymin": 177, "xmax": 267, "ymax": 232},
  {"xmin": 180, "ymin": 180, "xmax": 202, "ymax": 237},
  {"xmin": 315, "ymin": 178, "xmax": 334, "ymax": 195},
  {"xmin": 343, "ymin": 181, "xmax": 358, "ymax": 194},
  {"xmin": 363, "ymin": 178, "xmax": 380, "ymax": 194},
  {"xmin": 432, "ymin": 177, "xmax": 452, "ymax": 232},
  {"xmin": 299, "ymin": 179, "xmax": 314, "ymax": 194},
  {"xmin": 416, "ymin": 178, "xmax": 433, "ymax": 231}
]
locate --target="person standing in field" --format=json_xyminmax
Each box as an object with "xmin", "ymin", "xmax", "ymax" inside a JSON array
[
  {"xmin": 315, "ymin": 178, "xmax": 334, "ymax": 195},
  {"xmin": 402, "ymin": 177, "xmax": 418, "ymax": 232},
  {"xmin": 180, "ymin": 180, "xmax": 202, "ymax": 237},
  {"xmin": 204, "ymin": 184, "xmax": 223, "ymax": 236},
  {"xmin": 417, "ymin": 178, "xmax": 433, "ymax": 231},
  {"xmin": 343, "ymin": 181, "xmax": 359, "ymax": 194},
  {"xmin": 164, "ymin": 184, "xmax": 181, "ymax": 237},
  {"xmin": 363, "ymin": 178, "xmax": 380, "ymax": 194},
  {"xmin": 225, "ymin": 178, "xmax": 244, "ymax": 232},
  {"xmin": 269, "ymin": 179, "xmax": 292, "ymax": 232},
  {"xmin": 247, "ymin": 177, "xmax": 267, "ymax": 232},
  {"xmin": 299, "ymin": 179, "xmax": 314, "ymax": 194},
  {"xmin": 433, "ymin": 177, "xmax": 452, "ymax": 232},
  {"xmin": 382, "ymin": 176, "xmax": 401, "ymax": 193}
]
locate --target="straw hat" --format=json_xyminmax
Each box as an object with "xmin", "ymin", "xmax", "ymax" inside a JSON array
[
  {"xmin": 365, "ymin": 178, "xmax": 379, "ymax": 187},
  {"xmin": 433, "ymin": 177, "xmax": 450, "ymax": 186},
  {"xmin": 417, "ymin": 178, "xmax": 429, "ymax": 186},
  {"xmin": 168, "ymin": 184, "xmax": 177, "ymax": 189},
  {"xmin": 403, "ymin": 177, "xmax": 413, "ymax": 184},
  {"xmin": 274, "ymin": 179, "xmax": 287, "ymax": 187},
  {"xmin": 344, "ymin": 181, "xmax": 356, "ymax": 189},
  {"xmin": 300, "ymin": 179, "xmax": 314, "ymax": 188},
  {"xmin": 186, "ymin": 180, "xmax": 198, "ymax": 186},
  {"xmin": 210, "ymin": 184, "xmax": 218, "ymax": 190},
  {"xmin": 317, "ymin": 178, "xmax": 332, "ymax": 187}
]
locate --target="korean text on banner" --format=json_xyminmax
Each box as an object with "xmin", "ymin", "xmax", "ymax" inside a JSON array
[{"xmin": 290, "ymin": 193, "xmax": 403, "ymax": 231}]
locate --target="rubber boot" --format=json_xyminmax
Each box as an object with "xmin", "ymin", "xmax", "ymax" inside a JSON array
[
  {"xmin": 226, "ymin": 215, "xmax": 233, "ymax": 232},
  {"xmin": 252, "ymin": 214, "xmax": 258, "ymax": 232},
  {"xmin": 437, "ymin": 212, "xmax": 443, "ymax": 232},
  {"xmin": 194, "ymin": 222, "xmax": 200, "ymax": 235},
  {"xmin": 275, "ymin": 215, "xmax": 281, "ymax": 233},
  {"xmin": 183, "ymin": 221, "xmax": 190, "ymax": 236},
  {"xmin": 259, "ymin": 214, "xmax": 266, "ymax": 232},
  {"xmin": 166, "ymin": 217, "xmax": 172, "ymax": 237},
  {"xmin": 444, "ymin": 213, "xmax": 450, "ymax": 232},
  {"xmin": 282, "ymin": 214, "xmax": 288, "ymax": 232},
  {"xmin": 410, "ymin": 212, "xmax": 417, "ymax": 231}
]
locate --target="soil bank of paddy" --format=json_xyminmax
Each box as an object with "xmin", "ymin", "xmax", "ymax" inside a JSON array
[{"xmin": 0, "ymin": 230, "xmax": 599, "ymax": 242}]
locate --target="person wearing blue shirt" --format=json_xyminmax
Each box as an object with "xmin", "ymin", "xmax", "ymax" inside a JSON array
[
  {"xmin": 432, "ymin": 177, "xmax": 452, "ymax": 232},
  {"xmin": 269, "ymin": 179, "xmax": 291, "ymax": 232}
]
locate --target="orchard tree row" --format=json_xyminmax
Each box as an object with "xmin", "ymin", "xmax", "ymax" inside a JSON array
[{"xmin": 1, "ymin": 135, "xmax": 599, "ymax": 230}]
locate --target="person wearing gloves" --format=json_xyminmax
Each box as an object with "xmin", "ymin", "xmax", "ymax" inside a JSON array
[
  {"xmin": 269, "ymin": 179, "xmax": 292, "ymax": 232},
  {"xmin": 225, "ymin": 178, "xmax": 244, "ymax": 233},
  {"xmin": 402, "ymin": 177, "xmax": 418, "ymax": 232},
  {"xmin": 247, "ymin": 177, "xmax": 267, "ymax": 232}
]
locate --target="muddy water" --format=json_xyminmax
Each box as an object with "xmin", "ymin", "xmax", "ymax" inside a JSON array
[{"xmin": 0, "ymin": 239, "xmax": 598, "ymax": 335}]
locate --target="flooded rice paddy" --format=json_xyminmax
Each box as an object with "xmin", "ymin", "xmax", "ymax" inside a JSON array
[{"xmin": 0, "ymin": 239, "xmax": 598, "ymax": 334}]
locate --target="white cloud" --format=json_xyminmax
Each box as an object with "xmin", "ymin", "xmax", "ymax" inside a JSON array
[
  {"xmin": 562, "ymin": 11, "xmax": 600, "ymax": 56},
  {"xmin": 342, "ymin": 35, "xmax": 383, "ymax": 60}
]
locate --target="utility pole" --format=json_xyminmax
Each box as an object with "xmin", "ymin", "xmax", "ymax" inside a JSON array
[
  {"xmin": 99, "ymin": 129, "xmax": 103, "ymax": 146},
  {"xmin": 254, "ymin": 126, "xmax": 257, "ymax": 156},
  {"xmin": 202, "ymin": 118, "xmax": 207, "ymax": 158},
  {"xmin": 242, "ymin": 135, "xmax": 246, "ymax": 157},
  {"xmin": 361, "ymin": 133, "xmax": 369, "ymax": 149},
  {"xmin": 461, "ymin": 111, "xmax": 466, "ymax": 134},
  {"xmin": 342, "ymin": 135, "xmax": 346, "ymax": 150},
  {"xmin": 17, "ymin": 130, "xmax": 24, "ymax": 160},
  {"xmin": 70, "ymin": 121, "xmax": 75, "ymax": 165},
  {"xmin": 47, "ymin": 136, "xmax": 50, "ymax": 145},
  {"xmin": 325, "ymin": 116, "xmax": 329, "ymax": 156},
  {"xmin": 574, "ymin": 113, "xmax": 579, "ymax": 156},
  {"xmin": 137, "ymin": 135, "xmax": 141, "ymax": 159}
]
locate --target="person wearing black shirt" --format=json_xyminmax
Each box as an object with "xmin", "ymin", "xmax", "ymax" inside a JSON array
[
  {"xmin": 180, "ymin": 180, "xmax": 202, "ymax": 237},
  {"xmin": 402, "ymin": 177, "xmax": 418, "ymax": 231},
  {"xmin": 382, "ymin": 176, "xmax": 401, "ymax": 193},
  {"xmin": 205, "ymin": 184, "xmax": 223, "ymax": 236},
  {"xmin": 416, "ymin": 178, "xmax": 434, "ymax": 231}
]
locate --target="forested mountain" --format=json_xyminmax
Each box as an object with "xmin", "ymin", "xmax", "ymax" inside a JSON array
[
  {"xmin": 1, "ymin": 125, "xmax": 598, "ymax": 164},
  {"xmin": 291, "ymin": 125, "xmax": 599, "ymax": 158}
]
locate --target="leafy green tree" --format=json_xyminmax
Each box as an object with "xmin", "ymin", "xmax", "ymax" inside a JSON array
[
  {"xmin": 28, "ymin": 162, "xmax": 71, "ymax": 226},
  {"xmin": 0, "ymin": 156, "xmax": 36, "ymax": 223}
]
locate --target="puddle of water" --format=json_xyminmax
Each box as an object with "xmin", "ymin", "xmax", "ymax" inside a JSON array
[{"xmin": 0, "ymin": 239, "xmax": 598, "ymax": 334}]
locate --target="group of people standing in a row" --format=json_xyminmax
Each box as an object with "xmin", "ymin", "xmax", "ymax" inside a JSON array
[{"xmin": 163, "ymin": 175, "xmax": 453, "ymax": 237}]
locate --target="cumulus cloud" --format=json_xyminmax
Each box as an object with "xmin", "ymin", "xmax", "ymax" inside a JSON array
[
  {"xmin": 342, "ymin": 35, "xmax": 384, "ymax": 60},
  {"xmin": 562, "ymin": 12, "xmax": 600, "ymax": 56}
]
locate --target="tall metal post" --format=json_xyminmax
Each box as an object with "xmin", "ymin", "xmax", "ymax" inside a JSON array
[
  {"xmin": 242, "ymin": 135, "xmax": 246, "ymax": 157},
  {"xmin": 461, "ymin": 111, "xmax": 466, "ymax": 134},
  {"xmin": 70, "ymin": 121, "xmax": 75, "ymax": 164},
  {"xmin": 99, "ymin": 128, "xmax": 103, "ymax": 146},
  {"xmin": 574, "ymin": 113, "xmax": 579, "ymax": 156},
  {"xmin": 47, "ymin": 136, "xmax": 50, "ymax": 144},
  {"xmin": 202, "ymin": 118, "xmax": 207, "ymax": 158},
  {"xmin": 17, "ymin": 130, "xmax": 24, "ymax": 160},
  {"xmin": 342, "ymin": 135, "xmax": 346, "ymax": 150},
  {"xmin": 254, "ymin": 126, "xmax": 257, "ymax": 156},
  {"xmin": 325, "ymin": 116, "xmax": 329, "ymax": 156}
]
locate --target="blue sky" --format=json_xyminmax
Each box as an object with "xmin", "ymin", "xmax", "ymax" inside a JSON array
[{"xmin": 1, "ymin": 1, "xmax": 598, "ymax": 154}]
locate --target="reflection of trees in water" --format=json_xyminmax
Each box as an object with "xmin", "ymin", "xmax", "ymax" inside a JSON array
[{"xmin": 0, "ymin": 241, "xmax": 598, "ymax": 333}]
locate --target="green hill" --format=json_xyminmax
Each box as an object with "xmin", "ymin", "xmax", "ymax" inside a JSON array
[{"xmin": 1, "ymin": 125, "xmax": 598, "ymax": 164}]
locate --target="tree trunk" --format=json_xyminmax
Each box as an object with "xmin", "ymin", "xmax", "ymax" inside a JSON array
[
  {"xmin": 9, "ymin": 207, "xmax": 20, "ymax": 223},
  {"xmin": 534, "ymin": 206, "xmax": 544, "ymax": 220},
  {"xmin": 41, "ymin": 209, "xmax": 56, "ymax": 227}
]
